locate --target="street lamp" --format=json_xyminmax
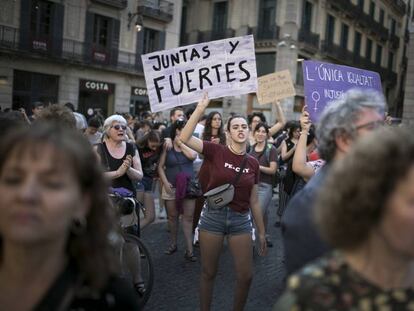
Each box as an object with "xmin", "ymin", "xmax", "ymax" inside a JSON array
[{"xmin": 128, "ymin": 5, "xmax": 143, "ymax": 32}]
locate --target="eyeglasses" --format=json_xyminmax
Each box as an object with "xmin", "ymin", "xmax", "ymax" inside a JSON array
[
  {"xmin": 355, "ymin": 120, "xmax": 385, "ymax": 131},
  {"xmin": 111, "ymin": 124, "xmax": 127, "ymax": 131}
]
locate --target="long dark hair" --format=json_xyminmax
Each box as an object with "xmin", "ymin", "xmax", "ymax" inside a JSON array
[
  {"xmin": 0, "ymin": 123, "xmax": 118, "ymax": 289},
  {"xmin": 287, "ymin": 121, "xmax": 301, "ymax": 139},
  {"xmin": 202, "ymin": 111, "xmax": 226, "ymax": 144}
]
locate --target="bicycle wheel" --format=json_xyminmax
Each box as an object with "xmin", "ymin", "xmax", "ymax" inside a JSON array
[{"xmin": 122, "ymin": 233, "xmax": 154, "ymax": 309}]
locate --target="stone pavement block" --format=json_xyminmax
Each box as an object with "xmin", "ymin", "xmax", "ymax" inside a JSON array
[{"xmin": 140, "ymin": 197, "xmax": 286, "ymax": 310}]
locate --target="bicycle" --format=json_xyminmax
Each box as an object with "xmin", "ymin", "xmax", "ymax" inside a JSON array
[{"xmin": 109, "ymin": 188, "xmax": 154, "ymax": 309}]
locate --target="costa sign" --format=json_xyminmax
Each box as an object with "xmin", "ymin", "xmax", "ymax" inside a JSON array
[
  {"xmin": 131, "ymin": 87, "xmax": 148, "ymax": 96},
  {"xmin": 79, "ymin": 79, "xmax": 114, "ymax": 93}
]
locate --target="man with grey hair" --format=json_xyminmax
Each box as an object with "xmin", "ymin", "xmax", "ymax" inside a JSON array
[{"xmin": 282, "ymin": 88, "xmax": 385, "ymax": 276}]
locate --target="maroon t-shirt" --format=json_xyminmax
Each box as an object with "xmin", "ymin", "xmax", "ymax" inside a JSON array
[
  {"xmin": 199, "ymin": 141, "xmax": 260, "ymax": 213},
  {"xmin": 250, "ymin": 144, "xmax": 278, "ymax": 185}
]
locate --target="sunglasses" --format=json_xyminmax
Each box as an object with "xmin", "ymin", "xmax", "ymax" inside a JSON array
[{"xmin": 111, "ymin": 124, "xmax": 127, "ymax": 130}]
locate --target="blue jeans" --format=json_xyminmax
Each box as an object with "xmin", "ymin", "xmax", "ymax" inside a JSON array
[
  {"xmin": 257, "ymin": 182, "xmax": 273, "ymax": 217},
  {"xmin": 197, "ymin": 205, "xmax": 253, "ymax": 237}
]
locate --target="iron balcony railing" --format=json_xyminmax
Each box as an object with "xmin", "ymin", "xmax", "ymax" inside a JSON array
[
  {"xmin": 298, "ymin": 28, "xmax": 320, "ymax": 50},
  {"xmin": 90, "ymin": 0, "xmax": 127, "ymax": 9},
  {"xmin": 405, "ymin": 29, "xmax": 410, "ymax": 43},
  {"xmin": 321, "ymin": 40, "xmax": 396, "ymax": 84},
  {"xmin": 0, "ymin": 25, "xmax": 142, "ymax": 73},
  {"xmin": 197, "ymin": 28, "xmax": 236, "ymax": 43},
  {"xmin": 328, "ymin": 0, "xmax": 360, "ymax": 18},
  {"xmin": 248, "ymin": 25, "xmax": 280, "ymax": 41},
  {"xmin": 321, "ymin": 40, "xmax": 354, "ymax": 63},
  {"xmin": 139, "ymin": 0, "xmax": 174, "ymax": 23},
  {"xmin": 0, "ymin": 25, "xmax": 18, "ymax": 50},
  {"xmin": 62, "ymin": 39, "xmax": 139, "ymax": 71},
  {"xmin": 327, "ymin": 0, "xmax": 388, "ymax": 42},
  {"xmin": 389, "ymin": 33, "xmax": 400, "ymax": 50},
  {"xmin": 359, "ymin": 12, "xmax": 388, "ymax": 42},
  {"xmin": 256, "ymin": 24, "xmax": 280, "ymax": 40},
  {"xmin": 383, "ymin": 0, "xmax": 407, "ymax": 16}
]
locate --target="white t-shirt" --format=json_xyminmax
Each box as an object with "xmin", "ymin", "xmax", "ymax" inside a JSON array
[{"xmin": 193, "ymin": 123, "xmax": 205, "ymax": 172}]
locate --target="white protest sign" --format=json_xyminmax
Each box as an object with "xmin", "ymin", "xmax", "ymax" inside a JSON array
[
  {"xmin": 141, "ymin": 35, "xmax": 258, "ymax": 112},
  {"xmin": 257, "ymin": 70, "xmax": 296, "ymax": 104}
]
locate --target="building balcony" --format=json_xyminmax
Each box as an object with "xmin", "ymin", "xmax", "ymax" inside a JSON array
[
  {"xmin": 197, "ymin": 29, "xmax": 235, "ymax": 43},
  {"xmin": 327, "ymin": 0, "xmax": 389, "ymax": 42},
  {"xmin": 402, "ymin": 56, "xmax": 408, "ymax": 69},
  {"xmin": 0, "ymin": 25, "xmax": 142, "ymax": 74},
  {"xmin": 327, "ymin": 0, "xmax": 361, "ymax": 19},
  {"xmin": 0, "ymin": 24, "xmax": 18, "ymax": 50},
  {"xmin": 256, "ymin": 24, "xmax": 280, "ymax": 40},
  {"xmin": 383, "ymin": 0, "xmax": 407, "ymax": 16},
  {"xmin": 321, "ymin": 40, "xmax": 354, "ymax": 64},
  {"xmin": 248, "ymin": 25, "xmax": 280, "ymax": 41},
  {"xmin": 298, "ymin": 28, "xmax": 320, "ymax": 52},
  {"xmin": 353, "ymin": 53, "xmax": 396, "ymax": 84},
  {"xmin": 389, "ymin": 33, "xmax": 400, "ymax": 50},
  {"xmin": 357, "ymin": 12, "xmax": 388, "ymax": 42},
  {"xmin": 62, "ymin": 40, "xmax": 140, "ymax": 72},
  {"xmin": 382, "ymin": 69, "xmax": 397, "ymax": 85},
  {"xmin": 90, "ymin": 0, "xmax": 127, "ymax": 9},
  {"xmin": 321, "ymin": 44, "xmax": 395, "ymax": 84},
  {"xmin": 139, "ymin": 0, "xmax": 174, "ymax": 23}
]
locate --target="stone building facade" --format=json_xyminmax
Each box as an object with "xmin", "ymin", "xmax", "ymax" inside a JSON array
[
  {"xmin": 402, "ymin": 0, "xmax": 414, "ymax": 125},
  {"xmin": 0, "ymin": 0, "xmax": 181, "ymax": 118},
  {"xmin": 181, "ymin": 0, "xmax": 411, "ymax": 122}
]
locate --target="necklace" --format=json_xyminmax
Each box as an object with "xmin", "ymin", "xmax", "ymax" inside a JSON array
[{"xmin": 229, "ymin": 144, "xmax": 245, "ymax": 155}]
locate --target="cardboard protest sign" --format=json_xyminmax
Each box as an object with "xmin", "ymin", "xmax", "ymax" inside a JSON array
[
  {"xmin": 142, "ymin": 35, "xmax": 257, "ymax": 112},
  {"xmin": 257, "ymin": 70, "xmax": 296, "ymax": 104},
  {"xmin": 302, "ymin": 60, "xmax": 383, "ymax": 122}
]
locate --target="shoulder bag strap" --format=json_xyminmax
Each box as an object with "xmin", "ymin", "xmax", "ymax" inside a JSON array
[
  {"xmin": 231, "ymin": 154, "xmax": 248, "ymax": 186},
  {"xmin": 98, "ymin": 142, "xmax": 111, "ymax": 171}
]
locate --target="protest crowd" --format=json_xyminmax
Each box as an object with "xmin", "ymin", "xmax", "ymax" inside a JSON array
[{"xmin": 1, "ymin": 37, "xmax": 414, "ymax": 311}]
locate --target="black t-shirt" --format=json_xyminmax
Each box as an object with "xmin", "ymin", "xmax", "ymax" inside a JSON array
[
  {"xmin": 138, "ymin": 146, "xmax": 161, "ymax": 178},
  {"xmin": 34, "ymin": 263, "xmax": 139, "ymax": 311},
  {"xmin": 98, "ymin": 142, "xmax": 136, "ymax": 194},
  {"xmin": 161, "ymin": 126, "xmax": 172, "ymax": 140}
]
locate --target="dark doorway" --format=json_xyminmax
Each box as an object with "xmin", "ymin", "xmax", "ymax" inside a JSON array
[
  {"xmin": 12, "ymin": 70, "xmax": 59, "ymax": 114},
  {"xmin": 78, "ymin": 91, "xmax": 109, "ymax": 118}
]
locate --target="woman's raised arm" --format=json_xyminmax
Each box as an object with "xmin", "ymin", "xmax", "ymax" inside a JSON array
[{"xmin": 269, "ymin": 101, "xmax": 286, "ymax": 137}]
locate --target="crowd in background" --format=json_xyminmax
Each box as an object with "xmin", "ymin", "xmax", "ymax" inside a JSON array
[{"xmin": 1, "ymin": 88, "xmax": 414, "ymax": 311}]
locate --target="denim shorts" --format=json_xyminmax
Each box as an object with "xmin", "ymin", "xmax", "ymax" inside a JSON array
[
  {"xmin": 136, "ymin": 176, "xmax": 154, "ymax": 193},
  {"xmin": 197, "ymin": 205, "xmax": 253, "ymax": 237}
]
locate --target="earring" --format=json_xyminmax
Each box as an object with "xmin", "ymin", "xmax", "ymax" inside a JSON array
[{"xmin": 71, "ymin": 217, "xmax": 87, "ymax": 235}]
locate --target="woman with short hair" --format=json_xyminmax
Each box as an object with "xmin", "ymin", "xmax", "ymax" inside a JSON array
[
  {"xmin": 275, "ymin": 127, "xmax": 414, "ymax": 310},
  {"xmin": 95, "ymin": 115, "xmax": 143, "ymax": 201}
]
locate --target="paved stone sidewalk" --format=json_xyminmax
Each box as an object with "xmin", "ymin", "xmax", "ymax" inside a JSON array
[{"xmin": 140, "ymin": 196, "xmax": 286, "ymax": 311}]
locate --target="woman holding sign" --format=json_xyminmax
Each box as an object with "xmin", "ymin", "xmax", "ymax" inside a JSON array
[
  {"xmin": 180, "ymin": 93, "xmax": 267, "ymax": 311},
  {"xmin": 248, "ymin": 101, "xmax": 286, "ymax": 147}
]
